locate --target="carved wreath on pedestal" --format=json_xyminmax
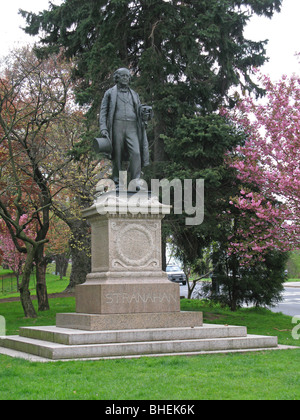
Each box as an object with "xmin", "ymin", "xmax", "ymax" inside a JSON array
[{"xmin": 111, "ymin": 221, "xmax": 160, "ymax": 268}]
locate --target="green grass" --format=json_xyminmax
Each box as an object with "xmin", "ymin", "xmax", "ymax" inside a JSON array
[
  {"xmin": 287, "ymin": 251, "xmax": 300, "ymax": 279},
  {"xmin": 0, "ymin": 273, "xmax": 69, "ymax": 299},
  {"xmin": 0, "ymin": 269, "xmax": 14, "ymax": 276},
  {"xmin": 0, "ymin": 297, "xmax": 75, "ymax": 335},
  {"xmin": 0, "ymin": 263, "xmax": 71, "ymax": 298},
  {"xmin": 0, "ymin": 350, "xmax": 299, "ymax": 400},
  {"xmin": 0, "ymin": 297, "xmax": 300, "ymax": 400}
]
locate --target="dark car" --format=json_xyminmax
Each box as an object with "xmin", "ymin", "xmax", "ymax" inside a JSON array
[{"xmin": 166, "ymin": 265, "xmax": 187, "ymax": 285}]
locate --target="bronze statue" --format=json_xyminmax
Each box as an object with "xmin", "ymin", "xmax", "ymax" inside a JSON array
[{"xmin": 94, "ymin": 68, "xmax": 152, "ymax": 191}]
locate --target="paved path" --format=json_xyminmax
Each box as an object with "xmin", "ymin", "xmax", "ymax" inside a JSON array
[
  {"xmin": 270, "ymin": 286, "xmax": 300, "ymax": 317},
  {"xmin": 284, "ymin": 282, "xmax": 300, "ymax": 288}
]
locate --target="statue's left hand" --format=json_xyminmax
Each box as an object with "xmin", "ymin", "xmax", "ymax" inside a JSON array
[{"xmin": 140, "ymin": 105, "xmax": 153, "ymax": 122}]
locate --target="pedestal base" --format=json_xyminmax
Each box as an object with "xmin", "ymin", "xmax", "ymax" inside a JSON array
[
  {"xmin": 0, "ymin": 321, "xmax": 281, "ymax": 361},
  {"xmin": 75, "ymin": 281, "xmax": 180, "ymax": 314},
  {"xmin": 56, "ymin": 311, "xmax": 203, "ymax": 331}
]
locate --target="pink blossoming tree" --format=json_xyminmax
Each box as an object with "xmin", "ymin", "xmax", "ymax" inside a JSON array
[
  {"xmin": 0, "ymin": 215, "xmax": 36, "ymax": 288},
  {"xmin": 226, "ymin": 69, "xmax": 300, "ymax": 264}
]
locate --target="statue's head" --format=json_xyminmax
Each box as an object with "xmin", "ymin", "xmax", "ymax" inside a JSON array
[{"xmin": 113, "ymin": 68, "xmax": 132, "ymax": 85}]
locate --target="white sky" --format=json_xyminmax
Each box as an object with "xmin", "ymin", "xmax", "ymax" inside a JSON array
[
  {"xmin": 0, "ymin": 0, "xmax": 299, "ymax": 81},
  {"xmin": 244, "ymin": 0, "xmax": 300, "ymax": 79}
]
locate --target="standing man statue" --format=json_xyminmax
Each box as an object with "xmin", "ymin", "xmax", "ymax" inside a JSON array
[{"xmin": 96, "ymin": 68, "xmax": 152, "ymax": 191}]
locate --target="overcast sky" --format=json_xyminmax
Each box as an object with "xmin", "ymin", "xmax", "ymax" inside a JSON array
[{"xmin": 0, "ymin": 0, "xmax": 299, "ymax": 81}]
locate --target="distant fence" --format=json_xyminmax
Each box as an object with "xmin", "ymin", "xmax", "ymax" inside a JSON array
[{"xmin": 0, "ymin": 273, "xmax": 36, "ymax": 294}]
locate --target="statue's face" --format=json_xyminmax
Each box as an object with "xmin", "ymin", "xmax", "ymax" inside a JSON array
[{"xmin": 116, "ymin": 69, "xmax": 131, "ymax": 87}]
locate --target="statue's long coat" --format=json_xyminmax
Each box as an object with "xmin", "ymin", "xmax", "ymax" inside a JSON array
[{"xmin": 99, "ymin": 85, "xmax": 150, "ymax": 167}]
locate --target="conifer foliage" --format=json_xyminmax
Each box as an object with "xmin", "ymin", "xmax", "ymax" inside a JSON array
[{"xmin": 20, "ymin": 0, "xmax": 282, "ymax": 161}]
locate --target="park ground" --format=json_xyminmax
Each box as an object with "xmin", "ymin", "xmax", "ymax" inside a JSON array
[{"xmin": 0, "ymin": 276, "xmax": 300, "ymax": 400}]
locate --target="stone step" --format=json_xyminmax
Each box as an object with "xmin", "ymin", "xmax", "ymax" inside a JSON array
[
  {"xmin": 19, "ymin": 324, "xmax": 247, "ymax": 345},
  {"xmin": 56, "ymin": 311, "xmax": 203, "ymax": 331},
  {"xmin": 0, "ymin": 332, "xmax": 278, "ymax": 360}
]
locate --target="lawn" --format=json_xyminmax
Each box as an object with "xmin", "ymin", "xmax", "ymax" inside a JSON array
[
  {"xmin": 0, "ymin": 348, "xmax": 299, "ymax": 400},
  {"xmin": 0, "ymin": 270, "xmax": 70, "ymax": 299},
  {"xmin": 0, "ymin": 297, "xmax": 300, "ymax": 400}
]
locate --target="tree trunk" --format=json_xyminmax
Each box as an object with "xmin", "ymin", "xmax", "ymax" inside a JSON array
[
  {"xmin": 154, "ymin": 121, "xmax": 166, "ymax": 163},
  {"xmin": 19, "ymin": 245, "xmax": 37, "ymax": 318},
  {"xmin": 55, "ymin": 252, "xmax": 70, "ymax": 279},
  {"xmin": 65, "ymin": 219, "xmax": 91, "ymax": 292},
  {"xmin": 35, "ymin": 244, "xmax": 50, "ymax": 311},
  {"xmin": 61, "ymin": 258, "xmax": 69, "ymax": 279}
]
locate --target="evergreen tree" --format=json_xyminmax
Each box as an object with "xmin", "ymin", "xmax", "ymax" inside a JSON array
[
  {"xmin": 161, "ymin": 113, "xmax": 245, "ymax": 279},
  {"xmin": 211, "ymin": 247, "xmax": 288, "ymax": 311},
  {"xmin": 20, "ymin": 0, "xmax": 282, "ymax": 162}
]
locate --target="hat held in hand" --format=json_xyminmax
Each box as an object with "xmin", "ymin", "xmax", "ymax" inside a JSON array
[{"xmin": 93, "ymin": 137, "xmax": 113, "ymax": 155}]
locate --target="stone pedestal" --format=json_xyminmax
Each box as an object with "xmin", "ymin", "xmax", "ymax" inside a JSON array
[
  {"xmin": 75, "ymin": 192, "xmax": 180, "ymax": 315},
  {"xmin": 0, "ymin": 191, "xmax": 281, "ymax": 361}
]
